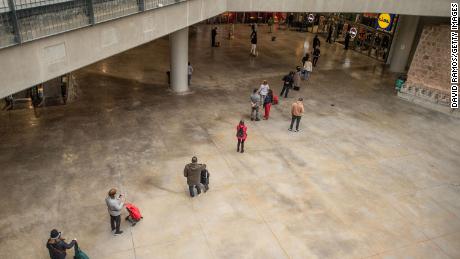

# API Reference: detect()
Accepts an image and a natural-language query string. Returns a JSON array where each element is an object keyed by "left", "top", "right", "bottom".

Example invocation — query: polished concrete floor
[{"left": 1, "top": 24, "right": 460, "bottom": 259}]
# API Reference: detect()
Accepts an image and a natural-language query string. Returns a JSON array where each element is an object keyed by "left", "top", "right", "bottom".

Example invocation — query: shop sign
[
  {"left": 377, "top": 13, "right": 394, "bottom": 31},
  {"left": 349, "top": 27, "right": 357, "bottom": 38}
]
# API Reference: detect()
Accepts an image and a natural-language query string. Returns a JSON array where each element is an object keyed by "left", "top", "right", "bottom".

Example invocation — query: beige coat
[{"left": 291, "top": 101, "right": 304, "bottom": 116}]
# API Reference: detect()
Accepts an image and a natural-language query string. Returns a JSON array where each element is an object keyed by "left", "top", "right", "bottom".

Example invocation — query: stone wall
[{"left": 400, "top": 24, "right": 454, "bottom": 113}]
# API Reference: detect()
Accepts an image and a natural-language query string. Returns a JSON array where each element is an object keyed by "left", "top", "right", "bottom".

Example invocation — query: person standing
[
  {"left": 184, "top": 156, "right": 206, "bottom": 197},
  {"left": 268, "top": 16, "right": 274, "bottom": 33},
  {"left": 344, "top": 31, "right": 351, "bottom": 50},
  {"left": 312, "top": 35, "right": 321, "bottom": 50},
  {"left": 188, "top": 62, "right": 193, "bottom": 85},
  {"left": 250, "top": 28, "right": 258, "bottom": 56},
  {"left": 250, "top": 89, "right": 261, "bottom": 121},
  {"left": 236, "top": 120, "right": 247, "bottom": 153},
  {"left": 280, "top": 71, "right": 294, "bottom": 98},
  {"left": 263, "top": 90, "right": 274, "bottom": 120},
  {"left": 105, "top": 188, "right": 125, "bottom": 235},
  {"left": 289, "top": 98, "right": 304, "bottom": 132},
  {"left": 46, "top": 229, "right": 76, "bottom": 259},
  {"left": 312, "top": 46, "right": 321, "bottom": 67},
  {"left": 326, "top": 25, "right": 333, "bottom": 43},
  {"left": 293, "top": 66, "right": 302, "bottom": 90},
  {"left": 303, "top": 55, "right": 313, "bottom": 80},
  {"left": 258, "top": 80, "right": 270, "bottom": 105},
  {"left": 211, "top": 27, "right": 217, "bottom": 47}
]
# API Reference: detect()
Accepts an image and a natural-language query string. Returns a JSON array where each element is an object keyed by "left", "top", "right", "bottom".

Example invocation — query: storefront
[
  {"left": 321, "top": 13, "right": 398, "bottom": 62},
  {"left": 207, "top": 12, "right": 399, "bottom": 62}
]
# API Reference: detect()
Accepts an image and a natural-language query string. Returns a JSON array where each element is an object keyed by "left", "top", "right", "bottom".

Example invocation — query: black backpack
[{"left": 237, "top": 127, "right": 244, "bottom": 138}]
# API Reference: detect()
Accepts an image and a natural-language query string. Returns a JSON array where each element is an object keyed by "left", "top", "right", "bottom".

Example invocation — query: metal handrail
[{"left": 0, "top": 0, "right": 187, "bottom": 49}]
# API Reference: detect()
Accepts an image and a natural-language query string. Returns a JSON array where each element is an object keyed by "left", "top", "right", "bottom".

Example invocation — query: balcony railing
[{"left": 0, "top": 0, "right": 186, "bottom": 49}]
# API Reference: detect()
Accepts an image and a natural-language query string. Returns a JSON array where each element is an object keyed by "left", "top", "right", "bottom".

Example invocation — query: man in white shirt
[{"left": 258, "top": 80, "right": 270, "bottom": 105}]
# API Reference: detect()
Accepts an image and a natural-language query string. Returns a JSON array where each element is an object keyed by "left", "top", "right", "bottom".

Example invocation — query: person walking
[
  {"left": 326, "top": 25, "right": 333, "bottom": 43},
  {"left": 280, "top": 71, "right": 294, "bottom": 98},
  {"left": 105, "top": 188, "right": 125, "bottom": 235},
  {"left": 258, "top": 80, "right": 270, "bottom": 105},
  {"left": 312, "top": 46, "right": 321, "bottom": 67},
  {"left": 46, "top": 229, "right": 76, "bottom": 259},
  {"left": 250, "top": 28, "right": 258, "bottom": 56},
  {"left": 188, "top": 62, "right": 193, "bottom": 85},
  {"left": 289, "top": 98, "right": 305, "bottom": 132},
  {"left": 211, "top": 27, "right": 217, "bottom": 47},
  {"left": 293, "top": 66, "right": 302, "bottom": 90},
  {"left": 184, "top": 156, "right": 206, "bottom": 197},
  {"left": 268, "top": 16, "right": 274, "bottom": 33},
  {"left": 250, "top": 89, "right": 261, "bottom": 121},
  {"left": 303, "top": 55, "right": 313, "bottom": 80},
  {"left": 344, "top": 31, "right": 351, "bottom": 50},
  {"left": 236, "top": 120, "right": 247, "bottom": 153},
  {"left": 263, "top": 89, "right": 274, "bottom": 120},
  {"left": 312, "top": 35, "right": 321, "bottom": 50}
]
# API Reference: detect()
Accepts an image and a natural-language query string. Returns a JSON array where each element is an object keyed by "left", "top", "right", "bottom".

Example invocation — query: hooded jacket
[
  {"left": 46, "top": 238, "right": 75, "bottom": 259},
  {"left": 184, "top": 162, "right": 206, "bottom": 186}
]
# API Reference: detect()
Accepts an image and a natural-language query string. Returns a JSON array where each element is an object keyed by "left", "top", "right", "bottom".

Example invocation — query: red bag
[
  {"left": 273, "top": 95, "right": 279, "bottom": 105},
  {"left": 125, "top": 203, "right": 142, "bottom": 221}
]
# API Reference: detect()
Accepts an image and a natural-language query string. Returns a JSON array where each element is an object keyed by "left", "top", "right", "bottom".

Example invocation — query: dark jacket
[
  {"left": 184, "top": 162, "right": 206, "bottom": 186},
  {"left": 283, "top": 74, "right": 294, "bottom": 87},
  {"left": 313, "top": 37, "right": 320, "bottom": 49},
  {"left": 211, "top": 29, "right": 217, "bottom": 38},
  {"left": 251, "top": 32, "right": 257, "bottom": 44},
  {"left": 264, "top": 94, "right": 273, "bottom": 105},
  {"left": 46, "top": 238, "right": 76, "bottom": 259},
  {"left": 313, "top": 48, "right": 321, "bottom": 57}
]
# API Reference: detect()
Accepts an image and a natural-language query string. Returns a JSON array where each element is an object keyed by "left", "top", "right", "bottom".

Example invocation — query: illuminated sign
[{"left": 377, "top": 13, "right": 394, "bottom": 31}]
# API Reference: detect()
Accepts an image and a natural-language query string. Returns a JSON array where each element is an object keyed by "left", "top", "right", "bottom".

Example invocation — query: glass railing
[{"left": 0, "top": 0, "right": 186, "bottom": 49}]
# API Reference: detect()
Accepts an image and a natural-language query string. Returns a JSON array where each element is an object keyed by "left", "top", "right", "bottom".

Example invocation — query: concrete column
[
  {"left": 169, "top": 27, "right": 189, "bottom": 93},
  {"left": 388, "top": 15, "right": 420, "bottom": 72}
]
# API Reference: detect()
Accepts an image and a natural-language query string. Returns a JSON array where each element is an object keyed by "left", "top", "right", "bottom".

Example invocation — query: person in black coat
[
  {"left": 326, "top": 26, "right": 333, "bottom": 43},
  {"left": 312, "top": 35, "right": 320, "bottom": 50},
  {"left": 344, "top": 31, "right": 351, "bottom": 50},
  {"left": 312, "top": 46, "right": 321, "bottom": 67},
  {"left": 46, "top": 229, "right": 76, "bottom": 259},
  {"left": 280, "top": 72, "right": 294, "bottom": 98},
  {"left": 211, "top": 27, "right": 217, "bottom": 47}
]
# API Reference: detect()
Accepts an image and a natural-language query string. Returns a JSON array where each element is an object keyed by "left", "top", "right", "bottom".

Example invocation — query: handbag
[{"left": 74, "top": 243, "right": 90, "bottom": 259}]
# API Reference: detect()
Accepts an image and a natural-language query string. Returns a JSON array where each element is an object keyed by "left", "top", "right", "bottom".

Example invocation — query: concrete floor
[{"left": 1, "top": 24, "right": 460, "bottom": 259}]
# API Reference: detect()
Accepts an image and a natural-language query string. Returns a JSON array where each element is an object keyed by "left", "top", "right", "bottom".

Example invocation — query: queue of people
[{"left": 44, "top": 25, "right": 319, "bottom": 259}]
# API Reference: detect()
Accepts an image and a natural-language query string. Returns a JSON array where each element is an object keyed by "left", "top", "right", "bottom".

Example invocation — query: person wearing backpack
[
  {"left": 46, "top": 229, "right": 76, "bottom": 259},
  {"left": 236, "top": 120, "right": 247, "bottom": 153},
  {"left": 263, "top": 90, "right": 274, "bottom": 120}
]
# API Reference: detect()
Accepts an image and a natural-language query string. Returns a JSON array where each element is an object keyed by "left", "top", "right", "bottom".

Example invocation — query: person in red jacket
[{"left": 236, "top": 120, "right": 247, "bottom": 153}]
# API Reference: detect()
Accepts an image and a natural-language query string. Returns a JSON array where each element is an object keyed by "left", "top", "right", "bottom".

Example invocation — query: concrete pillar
[
  {"left": 388, "top": 15, "right": 420, "bottom": 72},
  {"left": 169, "top": 27, "right": 189, "bottom": 93}
]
